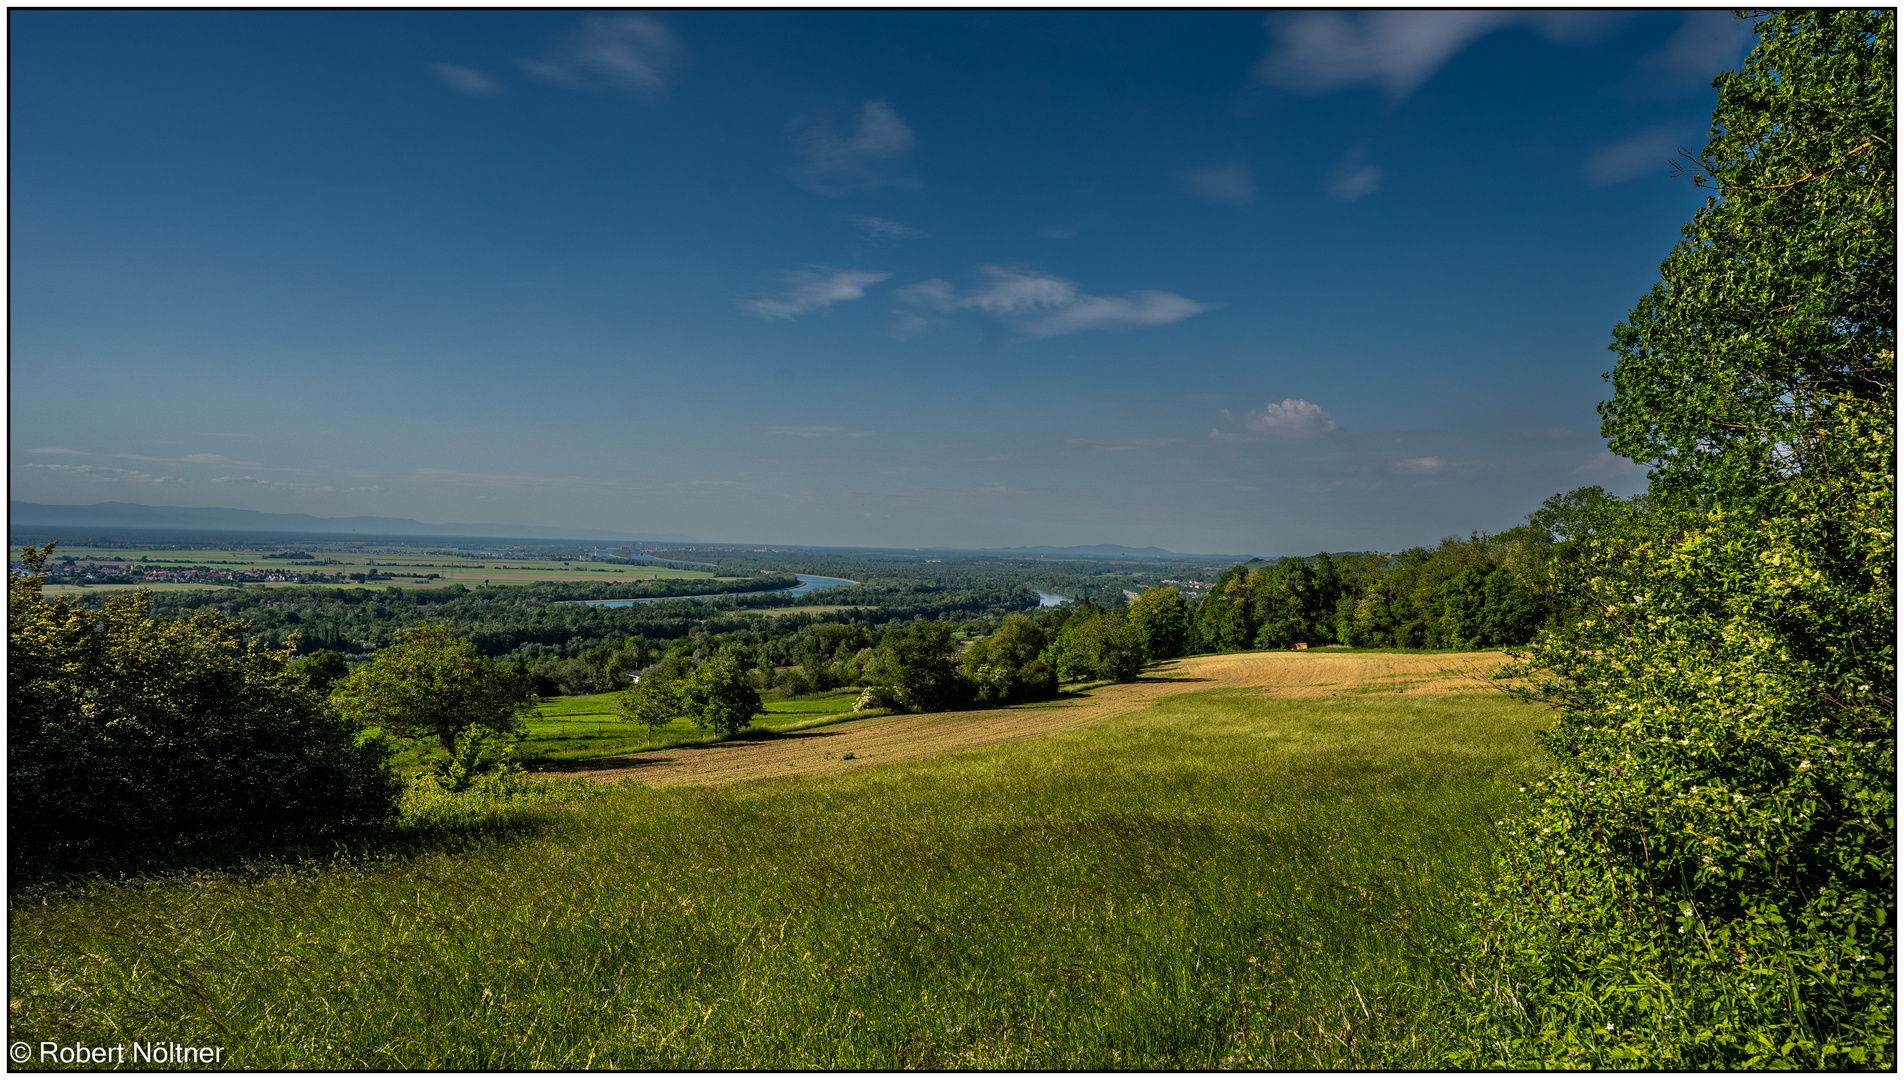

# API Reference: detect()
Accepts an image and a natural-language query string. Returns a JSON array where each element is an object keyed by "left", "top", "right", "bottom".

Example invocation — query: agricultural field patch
[{"left": 14, "top": 543, "right": 721, "bottom": 594}]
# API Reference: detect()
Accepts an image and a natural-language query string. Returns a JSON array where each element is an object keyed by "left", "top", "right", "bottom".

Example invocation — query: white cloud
[
  {"left": 211, "top": 475, "right": 334, "bottom": 493},
  {"left": 27, "top": 463, "right": 181, "bottom": 484},
  {"left": 785, "top": 99, "right": 918, "bottom": 196},
  {"left": 431, "top": 63, "right": 500, "bottom": 95},
  {"left": 1587, "top": 126, "right": 1689, "bottom": 186},
  {"left": 897, "top": 267, "right": 1208, "bottom": 339},
  {"left": 1247, "top": 398, "right": 1338, "bottom": 438},
  {"left": 181, "top": 453, "right": 229, "bottom": 463},
  {"left": 1257, "top": 11, "right": 1620, "bottom": 100},
  {"left": 519, "top": 16, "right": 683, "bottom": 97},
  {"left": 854, "top": 216, "right": 927, "bottom": 241},
  {"left": 1026, "top": 292, "right": 1210, "bottom": 338},
  {"left": 1394, "top": 456, "right": 1443, "bottom": 474},
  {"left": 1180, "top": 164, "right": 1255, "bottom": 206},
  {"left": 28, "top": 446, "right": 84, "bottom": 455},
  {"left": 889, "top": 310, "right": 931, "bottom": 340},
  {"left": 744, "top": 269, "right": 891, "bottom": 320},
  {"left": 1644, "top": 11, "right": 1756, "bottom": 91},
  {"left": 1328, "top": 150, "right": 1382, "bottom": 202}
]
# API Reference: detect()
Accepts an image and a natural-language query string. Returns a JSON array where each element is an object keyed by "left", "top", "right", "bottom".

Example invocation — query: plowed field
[{"left": 541, "top": 649, "right": 1509, "bottom": 789}]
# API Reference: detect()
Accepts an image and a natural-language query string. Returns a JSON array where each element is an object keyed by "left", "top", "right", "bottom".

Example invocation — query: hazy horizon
[{"left": 11, "top": 11, "right": 1749, "bottom": 550}]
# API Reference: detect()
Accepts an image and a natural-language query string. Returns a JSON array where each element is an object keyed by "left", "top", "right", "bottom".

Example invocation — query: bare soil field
[{"left": 539, "top": 649, "right": 1509, "bottom": 789}]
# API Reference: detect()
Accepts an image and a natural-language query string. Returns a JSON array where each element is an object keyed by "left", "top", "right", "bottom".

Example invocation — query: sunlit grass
[
  {"left": 9, "top": 689, "right": 1544, "bottom": 1068},
  {"left": 387, "top": 690, "right": 872, "bottom": 771}
]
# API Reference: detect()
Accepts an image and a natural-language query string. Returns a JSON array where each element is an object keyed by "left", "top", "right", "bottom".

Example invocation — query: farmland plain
[
  {"left": 15, "top": 543, "right": 726, "bottom": 596},
  {"left": 9, "top": 651, "right": 1544, "bottom": 1069}
]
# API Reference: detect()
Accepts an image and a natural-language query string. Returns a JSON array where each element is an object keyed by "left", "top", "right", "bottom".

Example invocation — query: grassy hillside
[{"left": 9, "top": 687, "right": 1545, "bottom": 1069}]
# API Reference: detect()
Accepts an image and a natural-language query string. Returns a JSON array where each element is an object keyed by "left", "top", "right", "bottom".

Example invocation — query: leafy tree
[
  {"left": 677, "top": 659, "right": 762, "bottom": 736},
  {"left": 1467, "top": 12, "right": 1894, "bottom": 1068},
  {"left": 9, "top": 545, "right": 399, "bottom": 854},
  {"left": 880, "top": 621, "right": 971, "bottom": 711},
  {"left": 287, "top": 649, "right": 349, "bottom": 695},
  {"left": 331, "top": 623, "right": 538, "bottom": 755},
  {"left": 616, "top": 671, "right": 681, "bottom": 742},
  {"left": 961, "top": 613, "right": 1059, "bottom": 704},
  {"left": 1045, "top": 604, "right": 1144, "bottom": 683},
  {"left": 1126, "top": 586, "right": 1189, "bottom": 660}
]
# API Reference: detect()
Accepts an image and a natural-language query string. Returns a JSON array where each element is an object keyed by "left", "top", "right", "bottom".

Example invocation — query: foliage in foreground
[
  {"left": 8, "top": 546, "right": 400, "bottom": 856},
  {"left": 1465, "top": 10, "right": 1895, "bottom": 1068},
  {"left": 9, "top": 691, "right": 1540, "bottom": 1069}
]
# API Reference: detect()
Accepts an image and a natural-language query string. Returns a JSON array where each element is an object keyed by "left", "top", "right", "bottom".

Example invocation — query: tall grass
[{"left": 9, "top": 690, "right": 1544, "bottom": 1068}]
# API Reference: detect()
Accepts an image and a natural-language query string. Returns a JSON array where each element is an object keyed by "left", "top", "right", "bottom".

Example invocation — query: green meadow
[
  {"left": 387, "top": 690, "right": 872, "bottom": 771},
  {"left": 9, "top": 688, "right": 1546, "bottom": 1069}
]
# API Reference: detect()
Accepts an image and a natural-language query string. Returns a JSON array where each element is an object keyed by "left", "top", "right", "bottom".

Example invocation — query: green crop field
[{"left": 8, "top": 688, "right": 1546, "bottom": 1069}]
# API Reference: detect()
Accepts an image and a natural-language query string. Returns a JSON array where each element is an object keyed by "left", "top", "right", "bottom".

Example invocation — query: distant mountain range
[
  {"left": 8, "top": 501, "right": 680, "bottom": 542},
  {"left": 10, "top": 501, "right": 1314, "bottom": 562}
]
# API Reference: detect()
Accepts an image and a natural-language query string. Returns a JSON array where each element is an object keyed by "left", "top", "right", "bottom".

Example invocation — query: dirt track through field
[{"left": 540, "top": 650, "right": 1509, "bottom": 790}]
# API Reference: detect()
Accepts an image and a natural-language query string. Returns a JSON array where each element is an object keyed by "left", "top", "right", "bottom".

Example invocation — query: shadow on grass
[{"left": 10, "top": 809, "right": 574, "bottom": 898}]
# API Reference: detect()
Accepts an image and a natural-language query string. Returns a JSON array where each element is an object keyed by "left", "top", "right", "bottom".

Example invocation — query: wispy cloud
[
  {"left": 1393, "top": 456, "right": 1443, "bottom": 474},
  {"left": 1586, "top": 126, "right": 1690, "bottom": 185},
  {"left": 745, "top": 269, "right": 891, "bottom": 320},
  {"left": 767, "top": 425, "right": 875, "bottom": 439},
  {"left": 413, "top": 467, "right": 580, "bottom": 487},
  {"left": 785, "top": 99, "right": 919, "bottom": 196},
  {"left": 889, "top": 310, "right": 931, "bottom": 340},
  {"left": 212, "top": 475, "right": 334, "bottom": 493},
  {"left": 1257, "top": 11, "right": 1618, "bottom": 101},
  {"left": 181, "top": 452, "right": 230, "bottom": 463},
  {"left": 1328, "top": 150, "right": 1382, "bottom": 202},
  {"left": 1180, "top": 164, "right": 1254, "bottom": 206},
  {"left": 1067, "top": 436, "right": 1185, "bottom": 453},
  {"left": 431, "top": 63, "right": 500, "bottom": 95},
  {"left": 519, "top": 15, "right": 684, "bottom": 97},
  {"left": 28, "top": 446, "right": 85, "bottom": 455},
  {"left": 27, "top": 463, "right": 182, "bottom": 484},
  {"left": 898, "top": 267, "right": 1207, "bottom": 339},
  {"left": 1573, "top": 450, "right": 1646, "bottom": 479},
  {"left": 1213, "top": 398, "right": 1338, "bottom": 441},
  {"left": 853, "top": 215, "right": 927, "bottom": 241},
  {"left": 1643, "top": 11, "right": 1755, "bottom": 92}
]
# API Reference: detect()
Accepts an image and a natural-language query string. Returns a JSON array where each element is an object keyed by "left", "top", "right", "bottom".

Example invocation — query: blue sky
[{"left": 10, "top": 10, "right": 1755, "bottom": 552}]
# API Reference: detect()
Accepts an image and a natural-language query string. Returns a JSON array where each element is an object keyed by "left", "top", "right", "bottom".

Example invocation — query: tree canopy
[
  {"left": 1468, "top": 11, "right": 1894, "bottom": 1068},
  {"left": 330, "top": 623, "right": 538, "bottom": 754}
]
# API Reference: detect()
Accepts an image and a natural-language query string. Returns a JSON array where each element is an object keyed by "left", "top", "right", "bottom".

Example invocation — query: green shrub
[
  {"left": 9, "top": 545, "right": 401, "bottom": 856},
  {"left": 1459, "top": 11, "right": 1894, "bottom": 1067},
  {"left": 398, "top": 762, "right": 606, "bottom": 830}
]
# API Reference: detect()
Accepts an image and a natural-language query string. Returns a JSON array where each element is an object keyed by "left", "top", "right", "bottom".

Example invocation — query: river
[
  {"left": 1035, "top": 590, "right": 1071, "bottom": 607},
  {"left": 577, "top": 573, "right": 857, "bottom": 609}
]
